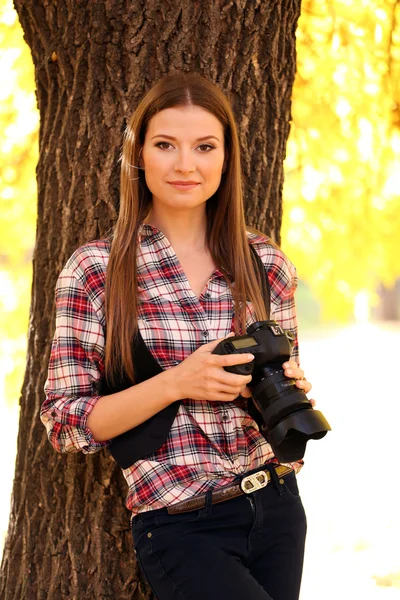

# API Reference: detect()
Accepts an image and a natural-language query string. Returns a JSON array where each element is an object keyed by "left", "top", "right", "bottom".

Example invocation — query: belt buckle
[{"left": 240, "top": 470, "right": 269, "bottom": 494}]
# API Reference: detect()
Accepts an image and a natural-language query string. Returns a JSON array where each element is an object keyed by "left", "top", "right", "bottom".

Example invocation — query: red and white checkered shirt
[{"left": 41, "top": 224, "right": 302, "bottom": 516}]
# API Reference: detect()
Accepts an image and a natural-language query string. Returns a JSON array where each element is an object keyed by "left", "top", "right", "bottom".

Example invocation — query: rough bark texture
[{"left": 1, "top": 1, "right": 301, "bottom": 598}]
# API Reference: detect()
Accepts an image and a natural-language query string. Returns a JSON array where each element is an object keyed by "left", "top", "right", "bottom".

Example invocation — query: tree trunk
[
  {"left": 376, "top": 281, "right": 400, "bottom": 321},
  {"left": 1, "top": 1, "right": 301, "bottom": 598}
]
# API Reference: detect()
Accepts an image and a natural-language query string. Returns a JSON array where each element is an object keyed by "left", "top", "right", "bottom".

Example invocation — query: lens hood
[{"left": 268, "top": 409, "right": 331, "bottom": 462}]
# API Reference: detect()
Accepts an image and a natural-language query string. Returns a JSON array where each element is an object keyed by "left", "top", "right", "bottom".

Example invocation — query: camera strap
[
  {"left": 247, "top": 243, "right": 272, "bottom": 434},
  {"left": 249, "top": 243, "right": 271, "bottom": 319}
]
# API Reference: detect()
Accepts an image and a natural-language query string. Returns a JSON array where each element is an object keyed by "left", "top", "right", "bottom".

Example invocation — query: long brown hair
[{"left": 105, "top": 72, "right": 269, "bottom": 386}]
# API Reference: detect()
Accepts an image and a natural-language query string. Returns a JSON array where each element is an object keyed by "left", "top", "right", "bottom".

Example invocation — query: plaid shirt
[{"left": 42, "top": 224, "right": 302, "bottom": 516}]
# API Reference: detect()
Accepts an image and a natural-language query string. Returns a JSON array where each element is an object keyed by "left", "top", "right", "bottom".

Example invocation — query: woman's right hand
[{"left": 172, "top": 333, "right": 255, "bottom": 402}]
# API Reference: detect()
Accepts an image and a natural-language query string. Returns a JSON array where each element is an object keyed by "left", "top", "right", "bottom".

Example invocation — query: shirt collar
[
  {"left": 138, "top": 222, "right": 159, "bottom": 242},
  {"left": 137, "top": 222, "right": 225, "bottom": 279}
]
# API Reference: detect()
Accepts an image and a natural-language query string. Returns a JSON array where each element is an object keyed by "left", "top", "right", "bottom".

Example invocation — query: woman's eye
[
  {"left": 155, "top": 142, "right": 215, "bottom": 152},
  {"left": 156, "top": 142, "right": 172, "bottom": 150}
]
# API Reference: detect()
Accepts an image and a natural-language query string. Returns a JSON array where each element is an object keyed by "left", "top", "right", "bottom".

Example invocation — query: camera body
[{"left": 212, "top": 320, "right": 331, "bottom": 462}]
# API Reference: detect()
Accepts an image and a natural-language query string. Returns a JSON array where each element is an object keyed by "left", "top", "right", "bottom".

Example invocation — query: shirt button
[
  {"left": 202, "top": 331, "right": 209, "bottom": 337},
  {"left": 222, "top": 415, "right": 229, "bottom": 422},
  {"left": 204, "top": 292, "right": 211, "bottom": 298}
]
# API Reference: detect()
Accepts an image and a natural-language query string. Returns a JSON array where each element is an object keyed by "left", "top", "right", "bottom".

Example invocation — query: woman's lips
[{"left": 168, "top": 182, "right": 200, "bottom": 191}]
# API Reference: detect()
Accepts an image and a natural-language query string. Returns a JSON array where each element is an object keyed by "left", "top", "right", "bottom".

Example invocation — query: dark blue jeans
[{"left": 131, "top": 470, "right": 307, "bottom": 600}]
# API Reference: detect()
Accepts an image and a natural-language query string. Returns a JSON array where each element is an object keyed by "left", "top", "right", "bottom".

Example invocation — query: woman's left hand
[
  {"left": 240, "top": 360, "right": 316, "bottom": 407},
  {"left": 282, "top": 360, "right": 316, "bottom": 406}
]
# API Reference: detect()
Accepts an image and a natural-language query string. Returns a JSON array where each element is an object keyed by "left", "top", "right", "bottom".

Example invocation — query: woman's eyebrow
[{"left": 151, "top": 134, "right": 220, "bottom": 142}]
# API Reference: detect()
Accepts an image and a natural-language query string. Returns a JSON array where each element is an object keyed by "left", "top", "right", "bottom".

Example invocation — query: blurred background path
[{"left": 299, "top": 322, "right": 400, "bottom": 599}]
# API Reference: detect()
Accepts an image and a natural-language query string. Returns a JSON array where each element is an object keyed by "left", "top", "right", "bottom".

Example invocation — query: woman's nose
[{"left": 174, "top": 150, "right": 196, "bottom": 173}]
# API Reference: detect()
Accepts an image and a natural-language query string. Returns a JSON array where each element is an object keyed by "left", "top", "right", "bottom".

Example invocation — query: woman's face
[{"left": 141, "top": 105, "right": 225, "bottom": 214}]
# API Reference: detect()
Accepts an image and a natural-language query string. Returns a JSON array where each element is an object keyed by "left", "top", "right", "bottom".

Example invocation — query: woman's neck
[{"left": 144, "top": 208, "right": 208, "bottom": 254}]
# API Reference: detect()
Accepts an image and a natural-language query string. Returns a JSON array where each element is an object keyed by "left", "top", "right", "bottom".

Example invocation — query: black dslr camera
[{"left": 212, "top": 320, "right": 331, "bottom": 462}]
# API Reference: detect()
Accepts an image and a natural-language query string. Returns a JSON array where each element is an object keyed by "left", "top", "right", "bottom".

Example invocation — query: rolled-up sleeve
[{"left": 41, "top": 265, "right": 111, "bottom": 454}]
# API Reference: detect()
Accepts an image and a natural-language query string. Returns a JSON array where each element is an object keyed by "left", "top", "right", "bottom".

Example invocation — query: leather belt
[{"left": 167, "top": 464, "right": 294, "bottom": 515}]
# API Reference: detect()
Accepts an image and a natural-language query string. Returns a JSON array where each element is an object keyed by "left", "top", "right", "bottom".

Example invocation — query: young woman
[{"left": 41, "top": 72, "right": 313, "bottom": 600}]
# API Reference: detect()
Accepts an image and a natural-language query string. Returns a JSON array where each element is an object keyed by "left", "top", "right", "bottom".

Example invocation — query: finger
[
  {"left": 217, "top": 384, "right": 247, "bottom": 396},
  {"left": 239, "top": 386, "right": 252, "bottom": 398},
  {"left": 217, "top": 371, "right": 253, "bottom": 387},
  {"left": 282, "top": 360, "right": 299, "bottom": 370},
  {"left": 209, "top": 391, "right": 241, "bottom": 402},
  {"left": 282, "top": 362, "right": 304, "bottom": 380},
  {"left": 295, "top": 379, "right": 312, "bottom": 394},
  {"left": 309, "top": 398, "right": 316, "bottom": 407},
  {"left": 214, "top": 353, "right": 255, "bottom": 368}
]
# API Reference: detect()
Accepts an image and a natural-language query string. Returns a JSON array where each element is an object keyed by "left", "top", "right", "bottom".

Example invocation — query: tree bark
[{"left": 1, "top": 1, "right": 301, "bottom": 598}]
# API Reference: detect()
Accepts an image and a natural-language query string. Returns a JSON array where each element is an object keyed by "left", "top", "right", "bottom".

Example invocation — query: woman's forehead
[{"left": 146, "top": 106, "right": 224, "bottom": 142}]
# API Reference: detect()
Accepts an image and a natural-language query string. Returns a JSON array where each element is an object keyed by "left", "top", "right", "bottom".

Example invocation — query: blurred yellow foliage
[
  {"left": 0, "top": 0, "right": 400, "bottom": 409},
  {"left": 0, "top": 0, "right": 38, "bottom": 407},
  {"left": 282, "top": 0, "right": 400, "bottom": 320}
]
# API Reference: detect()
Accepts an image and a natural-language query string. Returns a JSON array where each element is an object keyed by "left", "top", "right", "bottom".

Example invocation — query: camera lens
[
  {"left": 250, "top": 363, "right": 330, "bottom": 462},
  {"left": 213, "top": 319, "right": 331, "bottom": 461}
]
